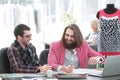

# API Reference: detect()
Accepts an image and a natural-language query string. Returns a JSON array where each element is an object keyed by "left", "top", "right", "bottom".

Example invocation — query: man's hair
[
  {"left": 61, "top": 24, "right": 83, "bottom": 48},
  {"left": 14, "top": 24, "right": 30, "bottom": 39}
]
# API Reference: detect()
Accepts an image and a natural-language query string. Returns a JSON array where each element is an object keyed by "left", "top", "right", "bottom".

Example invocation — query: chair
[
  {"left": 0, "top": 47, "right": 10, "bottom": 73},
  {"left": 39, "top": 49, "right": 49, "bottom": 66}
]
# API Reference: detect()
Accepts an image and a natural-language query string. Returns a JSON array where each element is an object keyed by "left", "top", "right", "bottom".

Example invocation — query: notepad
[{"left": 55, "top": 74, "right": 86, "bottom": 79}]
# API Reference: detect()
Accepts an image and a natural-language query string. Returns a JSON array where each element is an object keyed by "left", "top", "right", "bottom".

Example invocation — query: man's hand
[
  {"left": 88, "top": 57, "right": 101, "bottom": 65},
  {"left": 39, "top": 64, "right": 52, "bottom": 73},
  {"left": 61, "top": 65, "right": 74, "bottom": 73}
]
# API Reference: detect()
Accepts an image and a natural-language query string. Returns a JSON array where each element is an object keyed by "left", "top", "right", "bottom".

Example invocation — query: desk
[
  {"left": 1, "top": 69, "right": 120, "bottom": 80},
  {"left": 1, "top": 74, "right": 120, "bottom": 80},
  {"left": 1, "top": 75, "right": 120, "bottom": 80}
]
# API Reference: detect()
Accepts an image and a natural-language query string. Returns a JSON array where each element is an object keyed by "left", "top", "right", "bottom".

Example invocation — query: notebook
[
  {"left": 55, "top": 74, "right": 86, "bottom": 79},
  {"left": 88, "top": 55, "right": 120, "bottom": 77}
]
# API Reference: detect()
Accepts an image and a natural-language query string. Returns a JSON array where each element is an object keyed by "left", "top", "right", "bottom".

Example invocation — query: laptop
[{"left": 88, "top": 55, "right": 120, "bottom": 77}]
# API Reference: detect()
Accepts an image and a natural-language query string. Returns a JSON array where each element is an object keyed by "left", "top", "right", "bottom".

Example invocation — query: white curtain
[
  {"left": 1, "top": 0, "right": 120, "bottom": 55},
  {"left": 0, "top": 3, "right": 44, "bottom": 56}
]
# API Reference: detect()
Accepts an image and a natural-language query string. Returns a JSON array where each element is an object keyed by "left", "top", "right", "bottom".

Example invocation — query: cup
[{"left": 47, "top": 70, "right": 53, "bottom": 77}]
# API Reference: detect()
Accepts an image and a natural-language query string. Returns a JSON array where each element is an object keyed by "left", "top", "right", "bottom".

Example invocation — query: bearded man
[{"left": 48, "top": 24, "right": 104, "bottom": 73}]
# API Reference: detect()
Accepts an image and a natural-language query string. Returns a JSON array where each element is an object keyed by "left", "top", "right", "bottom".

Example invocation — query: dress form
[
  {"left": 96, "top": 3, "right": 120, "bottom": 55},
  {"left": 96, "top": 4, "right": 118, "bottom": 19}
]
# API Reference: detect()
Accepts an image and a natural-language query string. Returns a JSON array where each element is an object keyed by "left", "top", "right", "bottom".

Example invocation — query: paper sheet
[
  {"left": 0, "top": 77, "right": 2, "bottom": 80},
  {"left": 0, "top": 73, "right": 45, "bottom": 78},
  {"left": 22, "top": 78, "right": 43, "bottom": 80},
  {"left": 73, "top": 68, "right": 102, "bottom": 74}
]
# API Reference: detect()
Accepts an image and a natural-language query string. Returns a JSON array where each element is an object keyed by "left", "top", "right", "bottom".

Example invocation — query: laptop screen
[
  {"left": 88, "top": 55, "right": 120, "bottom": 77},
  {"left": 102, "top": 55, "right": 120, "bottom": 77}
]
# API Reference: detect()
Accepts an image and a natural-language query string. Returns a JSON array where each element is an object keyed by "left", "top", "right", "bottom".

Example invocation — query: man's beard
[{"left": 63, "top": 40, "right": 77, "bottom": 49}]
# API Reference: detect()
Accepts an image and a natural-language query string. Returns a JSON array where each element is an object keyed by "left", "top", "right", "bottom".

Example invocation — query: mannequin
[
  {"left": 96, "top": 4, "right": 118, "bottom": 19},
  {"left": 96, "top": 2, "right": 120, "bottom": 55}
]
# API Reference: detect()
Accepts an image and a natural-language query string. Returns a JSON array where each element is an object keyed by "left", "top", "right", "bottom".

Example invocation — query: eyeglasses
[{"left": 23, "top": 34, "right": 32, "bottom": 38}]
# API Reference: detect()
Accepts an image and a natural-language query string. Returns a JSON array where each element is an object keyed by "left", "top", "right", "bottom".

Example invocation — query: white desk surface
[{"left": 0, "top": 69, "right": 120, "bottom": 80}]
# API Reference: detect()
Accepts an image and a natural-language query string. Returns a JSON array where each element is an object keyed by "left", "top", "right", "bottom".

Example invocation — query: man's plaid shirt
[{"left": 7, "top": 40, "right": 40, "bottom": 73}]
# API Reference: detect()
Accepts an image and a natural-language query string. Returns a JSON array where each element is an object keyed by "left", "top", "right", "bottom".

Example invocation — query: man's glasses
[{"left": 23, "top": 34, "right": 32, "bottom": 38}]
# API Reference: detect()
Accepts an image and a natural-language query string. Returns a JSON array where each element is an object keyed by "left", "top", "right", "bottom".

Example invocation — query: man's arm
[{"left": 47, "top": 42, "right": 62, "bottom": 71}]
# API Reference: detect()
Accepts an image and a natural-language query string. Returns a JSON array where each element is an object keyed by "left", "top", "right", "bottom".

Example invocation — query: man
[
  {"left": 7, "top": 24, "right": 51, "bottom": 73},
  {"left": 48, "top": 24, "right": 104, "bottom": 73}
]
